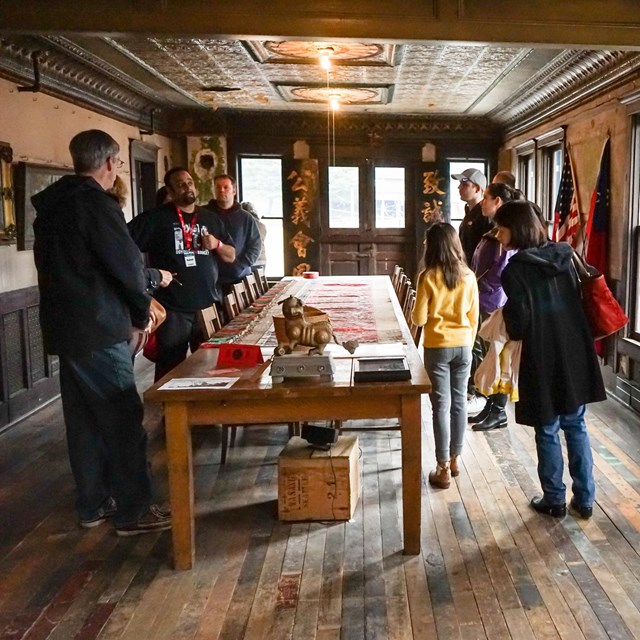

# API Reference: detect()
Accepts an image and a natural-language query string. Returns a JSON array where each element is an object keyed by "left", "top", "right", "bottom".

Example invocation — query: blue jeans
[
  {"left": 424, "top": 346, "right": 472, "bottom": 461},
  {"left": 59, "top": 341, "right": 153, "bottom": 526},
  {"left": 534, "top": 405, "right": 595, "bottom": 507}
]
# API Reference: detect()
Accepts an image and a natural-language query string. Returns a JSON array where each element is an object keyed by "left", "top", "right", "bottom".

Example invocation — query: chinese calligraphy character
[
  {"left": 422, "top": 200, "right": 444, "bottom": 224},
  {"left": 423, "top": 170, "right": 445, "bottom": 196},
  {"left": 292, "top": 263, "right": 312, "bottom": 277},
  {"left": 291, "top": 196, "right": 310, "bottom": 226},
  {"left": 289, "top": 231, "right": 315, "bottom": 258}
]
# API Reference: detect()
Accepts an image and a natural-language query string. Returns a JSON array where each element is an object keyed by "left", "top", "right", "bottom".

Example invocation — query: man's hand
[
  {"left": 158, "top": 270, "right": 173, "bottom": 287},
  {"left": 201, "top": 229, "right": 218, "bottom": 251}
]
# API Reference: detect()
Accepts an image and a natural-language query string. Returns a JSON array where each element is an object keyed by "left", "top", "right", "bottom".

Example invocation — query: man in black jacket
[
  {"left": 453, "top": 168, "right": 492, "bottom": 266},
  {"left": 206, "top": 174, "right": 261, "bottom": 293},
  {"left": 32, "top": 129, "right": 170, "bottom": 536}
]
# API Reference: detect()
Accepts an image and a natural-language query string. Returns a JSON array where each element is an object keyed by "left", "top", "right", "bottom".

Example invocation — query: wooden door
[{"left": 320, "top": 159, "right": 416, "bottom": 277}]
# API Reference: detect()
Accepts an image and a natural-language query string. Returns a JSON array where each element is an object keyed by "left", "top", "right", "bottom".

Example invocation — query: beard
[{"left": 178, "top": 191, "right": 197, "bottom": 206}]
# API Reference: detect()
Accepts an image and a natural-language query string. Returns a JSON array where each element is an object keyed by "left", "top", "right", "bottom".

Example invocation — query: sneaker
[
  {"left": 467, "top": 396, "right": 485, "bottom": 414},
  {"left": 530, "top": 496, "right": 566, "bottom": 518},
  {"left": 115, "top": 504, "right": 172, "bottom": 537},
  {"left": 569, "top": 497, "right": 593, "bottom": 519},
  {"left": 79, "top": 497, "right": 117, "bottom": 529}
]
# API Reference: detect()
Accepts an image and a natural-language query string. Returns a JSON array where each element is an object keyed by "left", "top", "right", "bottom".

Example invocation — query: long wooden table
[{"left": 146, "top": 276, "right": 431, "bottom": 570}]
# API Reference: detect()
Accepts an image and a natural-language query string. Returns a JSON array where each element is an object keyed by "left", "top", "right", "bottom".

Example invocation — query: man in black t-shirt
[{"left": 128, "top": 168, "right": 236, "bottom": 380}]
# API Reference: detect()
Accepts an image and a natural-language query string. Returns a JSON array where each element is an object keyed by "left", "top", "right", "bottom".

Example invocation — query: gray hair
[
  {"left": 241, "top": 201, "right": 259, "bottom": 217},
  {"left": 69, "top": 129, "right": 119, "bottom": 173}
]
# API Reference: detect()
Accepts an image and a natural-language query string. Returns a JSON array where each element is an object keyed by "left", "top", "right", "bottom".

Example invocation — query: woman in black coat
[{"left": 494, "top": 201, "right": 606, "bottom": 519}]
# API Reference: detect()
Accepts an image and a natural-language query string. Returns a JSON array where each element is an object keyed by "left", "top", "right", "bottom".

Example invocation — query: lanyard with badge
[{"left": 176, "top": 208, "right": 198, "bottom": 267}]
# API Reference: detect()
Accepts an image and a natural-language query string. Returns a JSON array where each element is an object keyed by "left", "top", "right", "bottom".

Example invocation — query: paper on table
[{"left": 158, "top": 377, "right": 239, "bottom": 390}]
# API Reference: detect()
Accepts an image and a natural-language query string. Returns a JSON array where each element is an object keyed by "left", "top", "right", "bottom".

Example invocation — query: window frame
[
  {"left": 515, "top": 139, "right": 536, "bottom": 201},
  {"left": 536, "top": 127, "right": 565, "bottom": 224},
  {"left": 626, "top": 113, "right": 640, "bottom": 342},
  {"left": 237, "top": 154, "right": 285, "bottom": 278}
]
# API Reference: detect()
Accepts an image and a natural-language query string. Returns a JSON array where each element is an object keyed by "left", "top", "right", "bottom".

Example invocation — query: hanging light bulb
[
  {"left": 329, "top": 94, "right": 340, "bottom": 111},
  {"left": 320, "top": 52, "right": 332, "bottom": 70},
  {"left": 318, "top": 46, "right": 334, "bottom": 70}
]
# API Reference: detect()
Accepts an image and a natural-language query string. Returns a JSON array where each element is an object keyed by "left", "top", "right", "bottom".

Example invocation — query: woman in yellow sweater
[{"left": 412, "top": 223, "right": 479, "bottom": 488}]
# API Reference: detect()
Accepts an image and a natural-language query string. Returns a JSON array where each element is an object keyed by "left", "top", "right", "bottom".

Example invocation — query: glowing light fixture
[
  {"left": 318, "top": 46, "right": 334, "bottom": 70},
  {"left": 317, "top": 45, "right": 339, "bottom": 167},
  {"left": 319, "top": 51, "right": 332, "bottom": 70}
]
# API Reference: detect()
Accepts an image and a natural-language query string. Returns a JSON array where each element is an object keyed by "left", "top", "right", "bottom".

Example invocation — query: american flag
[{"left": 552, "top": 148, "right": 581, "bottom": 246}]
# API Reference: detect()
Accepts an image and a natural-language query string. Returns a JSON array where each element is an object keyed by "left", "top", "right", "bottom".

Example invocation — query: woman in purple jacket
[{"left": 468, "top": 183, "right": 521, "bottom": 430}]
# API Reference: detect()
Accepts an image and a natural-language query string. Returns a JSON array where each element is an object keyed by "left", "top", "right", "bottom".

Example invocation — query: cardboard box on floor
[{"left": 278, "top": 435, "right": 360, "bottom": 521}]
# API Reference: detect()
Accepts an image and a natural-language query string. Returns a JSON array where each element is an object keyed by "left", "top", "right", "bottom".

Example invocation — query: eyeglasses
[{"left": 113, "top": 157, "right": 125, "bottom": 169}]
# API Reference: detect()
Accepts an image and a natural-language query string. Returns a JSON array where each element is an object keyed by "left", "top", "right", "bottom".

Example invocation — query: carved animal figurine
[{"left": 275, "top": 295, "right": 358, "bottom": 356}]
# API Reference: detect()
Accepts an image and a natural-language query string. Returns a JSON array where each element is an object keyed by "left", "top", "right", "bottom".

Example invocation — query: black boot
[
  {"left": 468, "top": 396, "right": 492, "bottom": 424},
  {"left": 472, "top": 401, "right": 508, "bottom": 431}
]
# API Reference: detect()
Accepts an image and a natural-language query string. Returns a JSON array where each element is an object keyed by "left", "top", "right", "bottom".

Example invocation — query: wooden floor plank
[{"left": 4, "top": 361, "right": 640, "bottom": 639}]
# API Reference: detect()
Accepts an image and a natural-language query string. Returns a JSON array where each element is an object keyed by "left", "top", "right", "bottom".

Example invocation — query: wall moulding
[
  {"left": 180, "top": 110, "right": 501, "bottom": 144},
  {"left": 0, "top": 36, "right": 168, "bottom": 131},
  {"left": 1, "top": 1, "right": 640, "bottom": 48}
]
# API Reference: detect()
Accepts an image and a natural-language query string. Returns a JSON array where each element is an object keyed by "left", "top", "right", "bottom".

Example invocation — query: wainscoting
[{"left": 0, "top": 286, "right": 59, "bottom": 433}]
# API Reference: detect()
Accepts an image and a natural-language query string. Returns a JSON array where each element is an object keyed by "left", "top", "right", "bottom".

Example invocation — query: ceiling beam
[{"left": 2, "top": 1, "right": 640, "bottom": 49}]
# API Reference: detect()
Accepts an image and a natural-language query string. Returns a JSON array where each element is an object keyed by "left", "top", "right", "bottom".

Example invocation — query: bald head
[{"left": 492, "top": 171, "right": 516, "bottom": 189}]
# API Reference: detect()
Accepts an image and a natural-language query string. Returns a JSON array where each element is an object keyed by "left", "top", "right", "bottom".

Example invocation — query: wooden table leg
[
  {"left": 164, "top": 402, "right": 194, "bottom": 570},
  {"left": 401, "top": 394, "right": 422, "bottom": 555}
]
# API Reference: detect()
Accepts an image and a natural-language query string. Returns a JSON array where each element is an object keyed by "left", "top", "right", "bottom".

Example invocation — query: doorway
[
  {"left": 321, "top": 158, "right": 416, "bottom": 277},
  {"left": 129, "top": 140, "right": 158, "bottom": 215}
]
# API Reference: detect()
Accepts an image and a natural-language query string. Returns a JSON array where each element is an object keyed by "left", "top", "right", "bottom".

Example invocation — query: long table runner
[{"left": 202, "top": 277, "right": 404, "bottom": 348}]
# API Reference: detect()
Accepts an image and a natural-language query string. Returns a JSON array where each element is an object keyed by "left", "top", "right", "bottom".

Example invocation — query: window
[
  {"left": 537, "top": 128, "right": 565, "bottom": 223},
  {"left": 374, "top": 167, "right": 405, "bottom": 229},
  {"left": 448, "top": 160, "right": 487, "bottom": 225},
  {"left": 328, "top": 166, "right": 359, "bottom": 228},
  {"left": 238, "top": 157, "right": 284, "bottom": 278},
  {"left": 628, "top": 115, "right": 640, "bottom": 339},
  {"left": 515, "top": 140, "right": 536, "bottom": 201}
]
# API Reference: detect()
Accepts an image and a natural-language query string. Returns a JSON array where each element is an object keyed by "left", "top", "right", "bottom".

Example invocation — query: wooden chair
[
  {"left": 391, "top": 264, "right": 403, "bottom": 290},
  {"left": 255, "top": 266, "right": 269, "bottom": 295},
  {"left": 223, "top": 292, "right": 239, "bottom": 321},
  {"left": 398, "top": 277, "right": 411, "bottom": 310},
  {"left": 243, "top": 273, "right": 260, "bottom": 303},
  {"left": 197, "top": 304, "right": 222, "bottom": 339},
  {"left": 395, "top": 272, "right": 407, "bottom": 298},
  {"left": 410, "top": 322, "right": 423, "bottom": 348},
  {"left": 231, "top": 281, "right": 250, "bottom": 312},
  {"left": 403, "top": 288, "right": 416, "bottom": 323}
]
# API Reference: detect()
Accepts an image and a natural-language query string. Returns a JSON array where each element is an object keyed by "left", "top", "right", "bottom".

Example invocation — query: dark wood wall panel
[{"left": 0, "top": 287, "right": 59, "bottom": 433}]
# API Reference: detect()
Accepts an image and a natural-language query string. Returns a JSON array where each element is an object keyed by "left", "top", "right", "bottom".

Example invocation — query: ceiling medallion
[
  {"left": 265, "top": 41, "right": 381, "bottom": 61},
  {"left": 246, "top": 41, "right": 396, "bottom": 66},
  {"left": 279, "top": 85, "right": 389, "bottom": 106}
]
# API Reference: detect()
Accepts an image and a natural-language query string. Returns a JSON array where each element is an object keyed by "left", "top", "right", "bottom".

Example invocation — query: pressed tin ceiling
[
  {"left": 1, "top": 33, "right": 639, "bottom": 132},
  {"left": 108, "top": 37, "right": 541, "bottom": 114}
]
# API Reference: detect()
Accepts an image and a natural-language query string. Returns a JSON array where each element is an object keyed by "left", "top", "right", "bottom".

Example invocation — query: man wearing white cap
[{"left": 452, "top": 168, "right": 492, "bottom": 265}]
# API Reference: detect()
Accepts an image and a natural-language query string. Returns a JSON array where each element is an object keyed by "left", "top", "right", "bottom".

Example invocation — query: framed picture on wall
[{"left": 14, "top": 162, "right": 74, "bottom": 251}]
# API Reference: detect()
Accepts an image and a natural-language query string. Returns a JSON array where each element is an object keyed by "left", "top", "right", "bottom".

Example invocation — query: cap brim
[{"left": 451, "top": 173, "right": 465, "bottom": 181}]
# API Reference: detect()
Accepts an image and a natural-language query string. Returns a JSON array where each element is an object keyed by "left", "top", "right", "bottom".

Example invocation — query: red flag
[
  {"left": 552, "top": 147, "right": 581, "bottom": 246},
  {"left": 584, "top": 137, "right": 610, "bottom": 275}
]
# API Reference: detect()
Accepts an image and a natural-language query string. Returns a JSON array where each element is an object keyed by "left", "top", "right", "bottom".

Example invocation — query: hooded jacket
[
  {"left": 205, "top": 200, "right": 261, "bottom": 285},
  {"left": 501, "top": 241, "right": 605, "bottom": 427},
  {"left": 471, "top": 228, "right": 516, "bottom": 315},
  {"left": 32, "top": 175, "right": 150, "bottom": 356}
]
